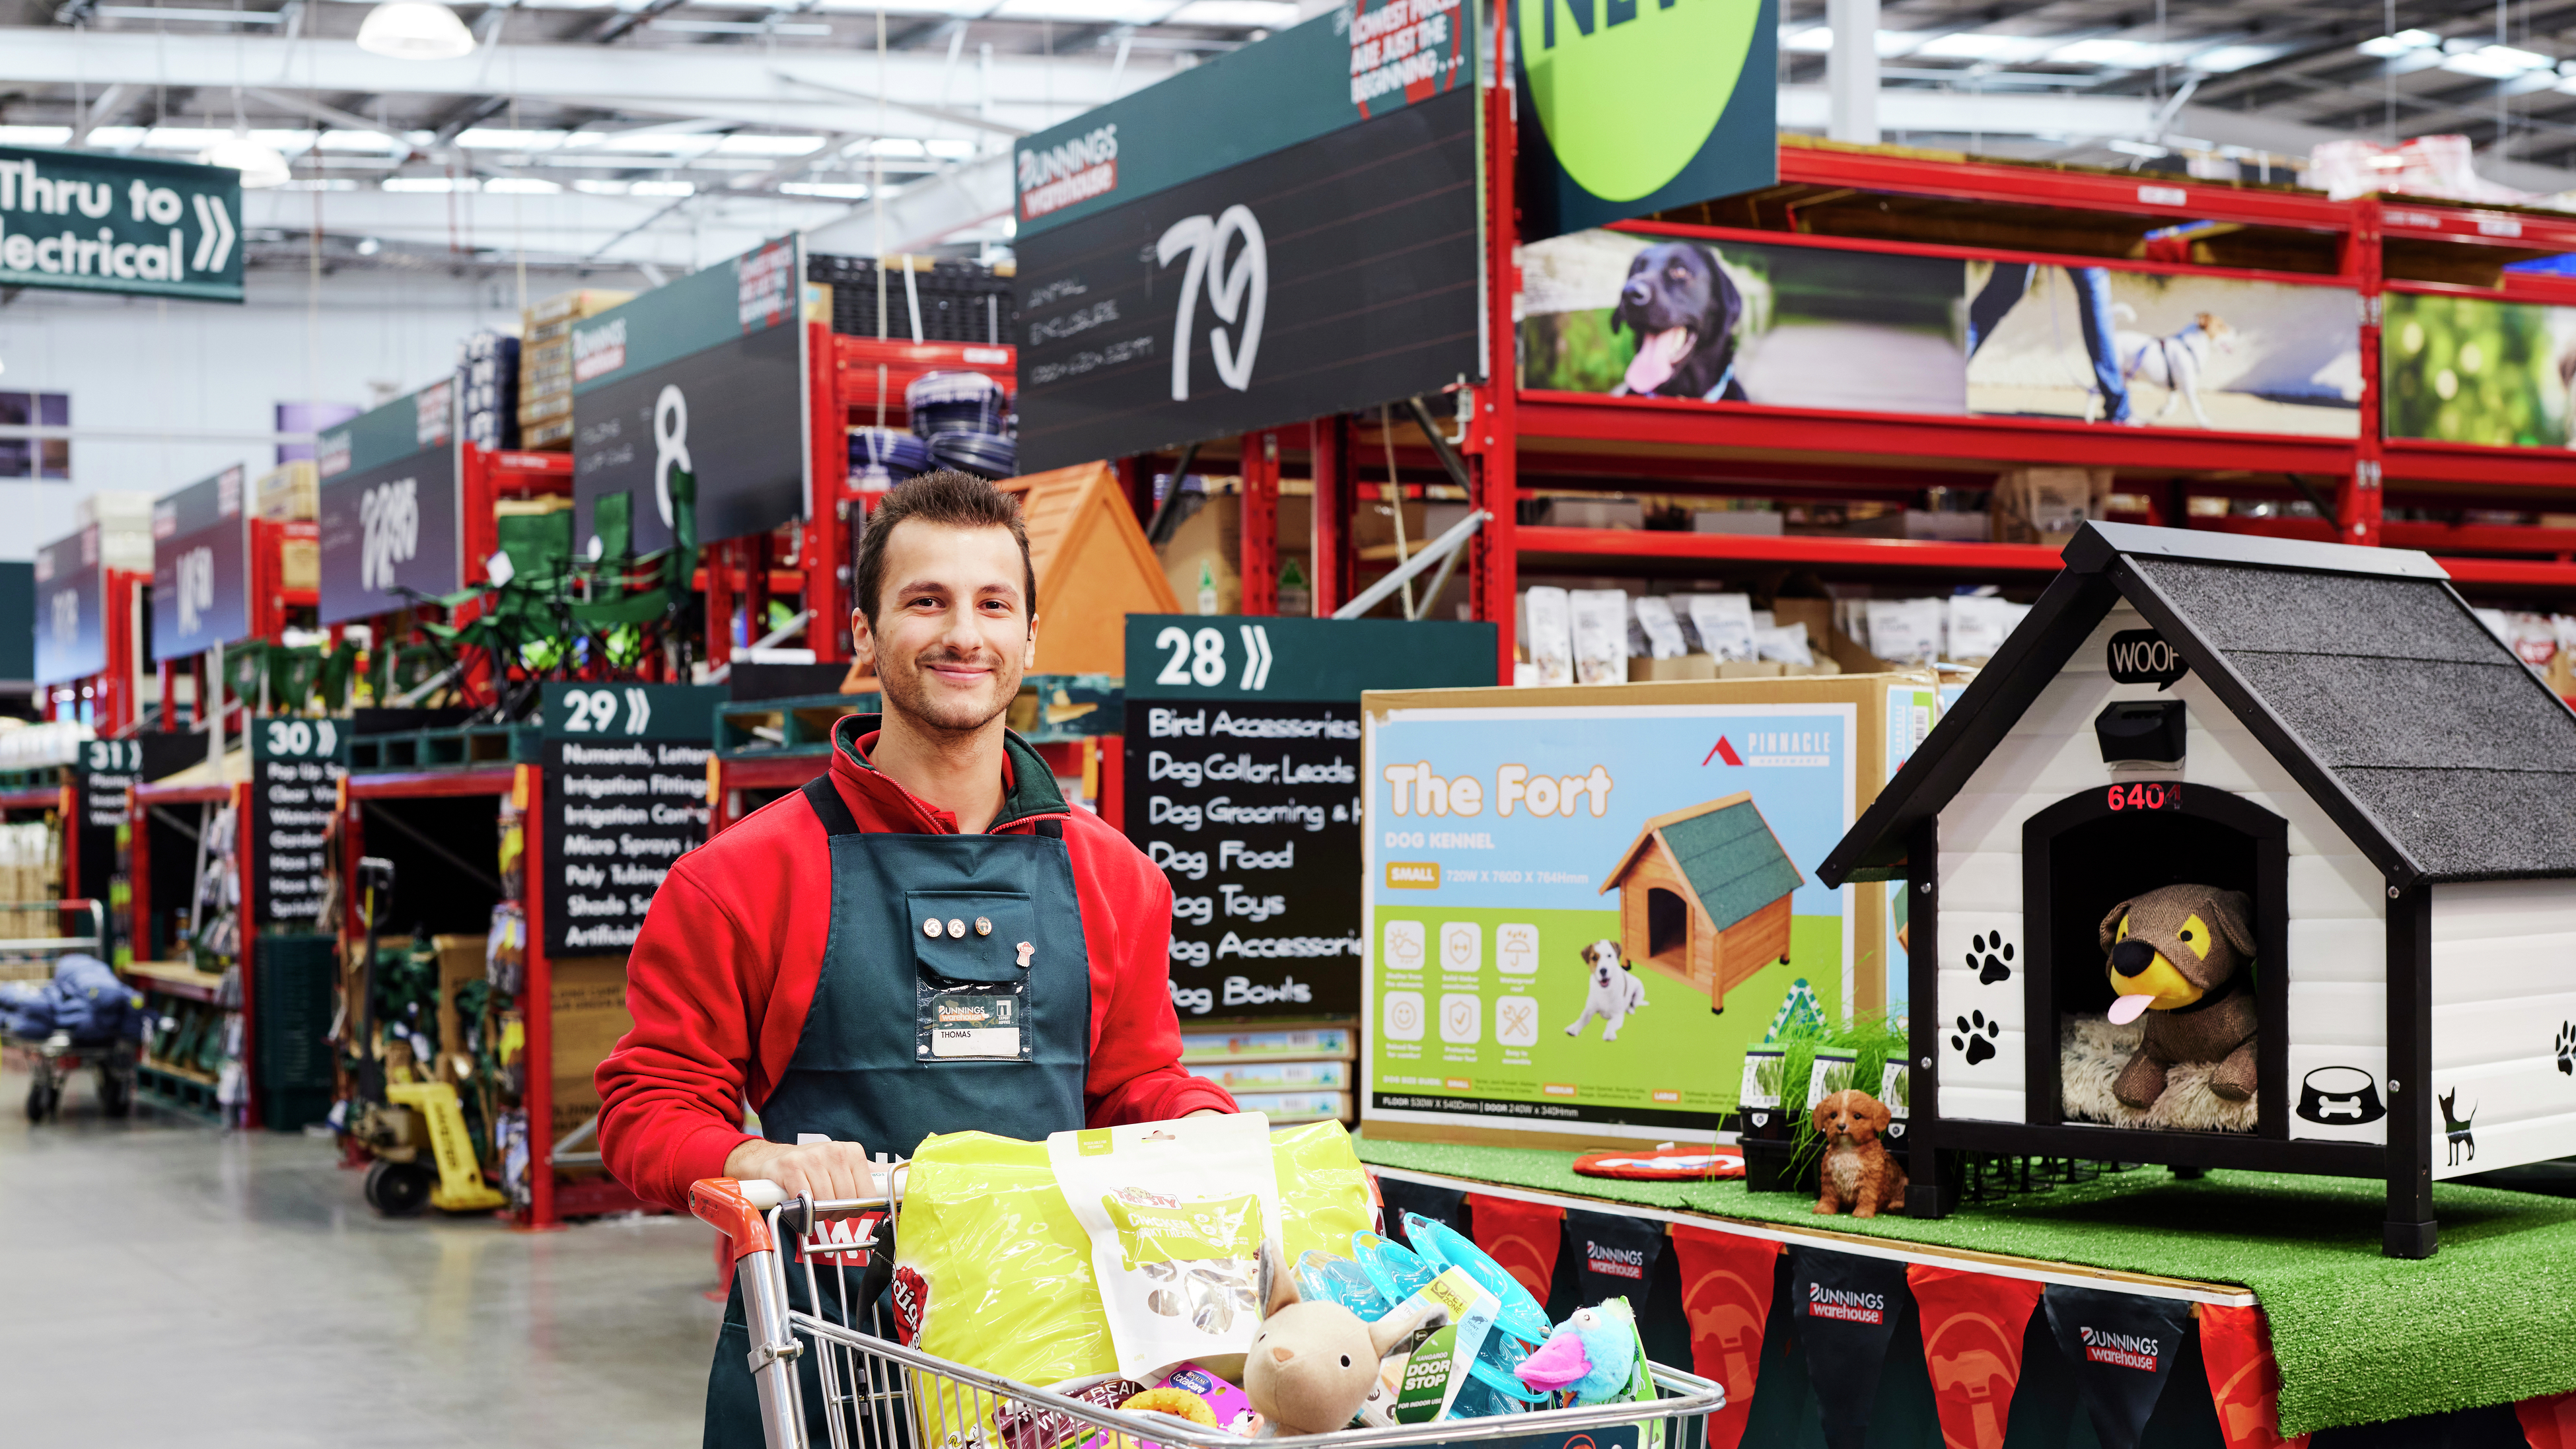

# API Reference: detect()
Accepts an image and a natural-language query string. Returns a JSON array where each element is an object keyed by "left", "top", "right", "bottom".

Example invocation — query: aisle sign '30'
[{"left": 258, "top": 718, "right": 340, "bottom": 760}]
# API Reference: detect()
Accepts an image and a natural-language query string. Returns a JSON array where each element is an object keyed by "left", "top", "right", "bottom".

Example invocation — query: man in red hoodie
[{"left": 594, "top": 469, "right": 1233, "bottom": 1446}]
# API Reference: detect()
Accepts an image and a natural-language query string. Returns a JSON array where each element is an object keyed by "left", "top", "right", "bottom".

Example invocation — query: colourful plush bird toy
[{"left": 1512, "top": 1300, "right": 1638, "bottom": 1406}]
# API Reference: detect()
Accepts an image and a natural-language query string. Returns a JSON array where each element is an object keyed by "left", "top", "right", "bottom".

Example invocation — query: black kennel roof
[{"left": 1819, "top": 522, "right": 2576, "bottom": 889}]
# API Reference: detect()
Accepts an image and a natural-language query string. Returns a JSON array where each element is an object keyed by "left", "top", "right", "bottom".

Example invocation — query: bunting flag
[
  {"left": 1568, "top": 1207, "right": 1670, "bottom": 1311},
  {"left": 1908, "top": 1265, "right": 2046, "bottom": 1449},
  {"left": 2042, "top": 1285, "right": 2192, "bottom": 1449},
  {"left": 1377, "top": 1177, "right": 1468, "bottom": 1248},
  {"left": 1789, "top": 1246, "right": 1915, "bottom": 1449},
  {"left": 2198, "top": 1304, "right": 2310, "bottom": 1449},
  {"left": 1466, "top": 1192, "right": 1565, "bottom": 1303},
  {"left": 2515, "top": 1391, "right": 2576, "bottom": 1449},
  {"left": 1670, "top": 1225, "right": 1781, "bottom": 1449}
]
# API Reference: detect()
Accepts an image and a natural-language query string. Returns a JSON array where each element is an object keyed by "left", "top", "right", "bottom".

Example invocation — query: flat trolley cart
[
  {"left": 691, "top": 1176, "right": 1728, "bottom": 1449},
  {"left": 0, "top": 900, "right": 135, "bottom": 1121}
]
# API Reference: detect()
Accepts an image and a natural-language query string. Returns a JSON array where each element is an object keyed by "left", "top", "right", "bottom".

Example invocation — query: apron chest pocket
[{"left": 910, "top": 892, "right": 1038, "bottom": 1063}]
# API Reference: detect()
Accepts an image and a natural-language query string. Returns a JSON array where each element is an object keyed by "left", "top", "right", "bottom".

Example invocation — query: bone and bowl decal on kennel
[
  {"left": 1822, "top": 521, "right": 2576, "bottom": 1257},
  {"left": 1360, "top": 691, "right": 1897, "bottom": 1145}
]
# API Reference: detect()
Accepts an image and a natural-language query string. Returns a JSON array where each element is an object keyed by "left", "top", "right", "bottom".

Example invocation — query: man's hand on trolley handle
[{"left": 725, "top": 1138, "right": 886, "bottom": 1203}]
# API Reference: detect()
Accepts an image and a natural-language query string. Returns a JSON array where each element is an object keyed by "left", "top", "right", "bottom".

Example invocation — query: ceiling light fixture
[
  {"left": 357, "top": 1, "right": 477, "bottom": 60},
  {"left": 2357, "top": 29, "right": 2440, "bottom": 58},
  {"left": 199, "top": 133, "right": 293, "bottom": 188}
]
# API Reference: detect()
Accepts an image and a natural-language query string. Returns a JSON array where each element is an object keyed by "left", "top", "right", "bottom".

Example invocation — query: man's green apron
[{"left": 704, "top": 759, "right": 1091, "bottom": 1448}]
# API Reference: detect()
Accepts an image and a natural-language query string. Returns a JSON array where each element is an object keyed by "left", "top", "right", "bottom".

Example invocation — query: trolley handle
[{"left": 692, "top": 1171, "right": 906, "bottom": 1261}]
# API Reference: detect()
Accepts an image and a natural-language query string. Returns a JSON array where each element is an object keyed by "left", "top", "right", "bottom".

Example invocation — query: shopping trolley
[
  {"left": 692, "top": 1174, "right": 1728, "bottom": 1449},
  {"left": 0, "top": 900, "right": 137, "bottom": 1121}
]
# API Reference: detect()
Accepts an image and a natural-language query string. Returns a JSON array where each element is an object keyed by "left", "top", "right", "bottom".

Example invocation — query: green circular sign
[{"left": 1517, "top": 0, "right": 1760, "bottom": 203}]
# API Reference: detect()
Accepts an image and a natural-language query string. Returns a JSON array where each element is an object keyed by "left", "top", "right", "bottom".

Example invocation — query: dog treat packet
[
  {"left": 1865, "top": 599, "right": 1942, "bottom": 664},
  {"left": 1754, "top": 621, "right": 1814, "bottom": 666},
  {"left": 1569, "top": 590, "right": 1631, "bottom": 684},
  {"left": 1522, "top": 588, "right": 1575, "bottom": 686},
  {"left": 1631, "top": 596, "right": 1689, "bottom": 659},
  {"left": 1683, "top": 594, "right": 1755, "bottom": 662},
  {"left": 1049, "top": 1114, "right": 1287, "bottom": 1381}
]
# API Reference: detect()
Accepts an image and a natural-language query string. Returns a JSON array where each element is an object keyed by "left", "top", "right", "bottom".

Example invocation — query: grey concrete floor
[{"left": 0, "top": 1060, "right": 723, "bottom": 1446}]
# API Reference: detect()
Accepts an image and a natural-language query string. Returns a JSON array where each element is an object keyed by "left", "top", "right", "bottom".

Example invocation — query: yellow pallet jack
[{"left": 349, "top": 855, "right": 508, "bottom": 1217}]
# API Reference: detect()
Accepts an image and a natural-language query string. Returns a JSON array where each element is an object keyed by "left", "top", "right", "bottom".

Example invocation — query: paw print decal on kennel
[
  {"left": 1965, "top": 932, "right": 2014, "bottom": 985},
  {"left": 2559, "top": 1021, "right": 2574, "bottom": 1077},
  {"left": 1952, "top": 1010, "right": 2000, "bottom": 1065}
]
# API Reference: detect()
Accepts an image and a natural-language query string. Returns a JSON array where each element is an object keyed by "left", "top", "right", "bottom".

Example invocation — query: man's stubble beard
[{"left": 878, "top": 641, "right": 1022, "bottom": 739}]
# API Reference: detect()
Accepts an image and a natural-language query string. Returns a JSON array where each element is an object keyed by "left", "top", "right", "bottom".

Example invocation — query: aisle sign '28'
[{"left": 1153, "top": 624, "right": 1277, "bottom": 691}]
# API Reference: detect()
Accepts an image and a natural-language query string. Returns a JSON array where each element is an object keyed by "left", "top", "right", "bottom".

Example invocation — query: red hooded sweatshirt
[{"left": 595, "top": 718, "right": 1234, "bottom": 1210}]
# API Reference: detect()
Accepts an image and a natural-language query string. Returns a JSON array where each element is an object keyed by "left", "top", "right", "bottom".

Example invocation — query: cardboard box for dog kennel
[
  {"left": 1821, "top": 522, "right": 2576, "bottom": 1259},
  {"left": 1357, "top": 673, "right": 1943, "bottom": 1151}
]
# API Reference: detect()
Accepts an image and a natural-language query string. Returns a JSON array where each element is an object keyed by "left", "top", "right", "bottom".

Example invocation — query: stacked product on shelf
[
  {"left": 909, "top": 370, "right": 1017, "bottom": 480},
  {"left": 1517, "top": 584, "right": 2034, "bottom": 686},
  {"left": 458, "top": 329, "right": 521, "bottom": 453},
  {"left": 1181, "top": 1023, "right": 1356, "bottom": 1125},
  {"left": 0, "top": 820, "right": 61, "bottom": 946},
  {"left": 518, "top": 289, "right": 633, "bottom": 451},
  {"left": 256, "top": 460, "right": 317, "bottom": 523},
  {"left": 847, "top": 426, "right": 933, "bottom": 492},
  {"left": 80, "top": 489, "right": 157, "bottom": 573},
  {"left": 807, "top": 252, "right": 1019, "bottom": 345}
]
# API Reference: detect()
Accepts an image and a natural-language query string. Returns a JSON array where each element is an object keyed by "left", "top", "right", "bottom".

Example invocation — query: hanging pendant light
[
  {"left": 199, "top": 132, "right": 293, "bottom": 189},
  {"left": 357, "top": 1, "right": 476, "bottom": 60}
]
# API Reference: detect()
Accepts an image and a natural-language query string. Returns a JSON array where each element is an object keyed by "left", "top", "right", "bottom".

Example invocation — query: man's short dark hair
[{"left": 852, "top": 469, "right": 1038, "bottom": 626}]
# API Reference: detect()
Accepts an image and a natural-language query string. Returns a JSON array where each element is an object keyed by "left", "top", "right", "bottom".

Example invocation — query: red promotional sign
[
  {"left": 1908, "top": 1265, "right": 2045, "bottom": 1449},
  {"left": 1466, "top": 1192, "right": 1565, "bottom": 1302},
  {"left": 1670, "top": 1225, "right": 1781, "bottom": 1449},
  {"left": 2198, "top": 1304, "right": 2310, "bottom": 1449}
]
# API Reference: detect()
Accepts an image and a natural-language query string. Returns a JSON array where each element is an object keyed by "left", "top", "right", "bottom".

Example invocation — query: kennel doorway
[
  {"left": 2021, "top": 785, "right": 2289, "bottom": 1139},
  {"left": 1647, "top": 888, "right": 1689, "bottom": 967}
]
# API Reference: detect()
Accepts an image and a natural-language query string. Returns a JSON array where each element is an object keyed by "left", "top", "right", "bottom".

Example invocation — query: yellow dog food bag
[{"left": 896, "top": 1117, "right": 1373, "bottom": 1415}]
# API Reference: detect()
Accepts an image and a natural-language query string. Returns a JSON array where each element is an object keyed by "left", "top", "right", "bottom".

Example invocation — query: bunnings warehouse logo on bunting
[
  {"left": 1364, "top": 701, "right": 1857, "bottom": 1139},
  {"left": 0, "top": 147, "right": 245, "bottom": 302}
]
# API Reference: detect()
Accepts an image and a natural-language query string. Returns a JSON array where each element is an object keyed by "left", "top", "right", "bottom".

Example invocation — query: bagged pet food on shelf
[
  {"left": 1683, "top": 594, "right": 1756, "bottom": 662},
  {"left": 1946, "top": 594, "right": 2028, "bottom": 662},
  {"left": 1569, "top": 590, "right": 1631, "bottom": 684},
  {"left": 1522, "top": 588, "right": 1575, "bottom": 686},
  {"left": 1631, "top": 596, "right": 1689, "bottom": 659},
  {"left": 1048, "top": 1114, "right": 1289, "bottom": 1380}
]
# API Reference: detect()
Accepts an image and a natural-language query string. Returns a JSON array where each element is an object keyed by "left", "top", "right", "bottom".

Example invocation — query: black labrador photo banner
[{"left": 1014, "top": 86, "right": 1482, "bottom": 471}]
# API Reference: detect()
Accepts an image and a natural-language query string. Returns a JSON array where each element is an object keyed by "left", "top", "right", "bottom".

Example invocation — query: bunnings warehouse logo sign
[
  {"left": 0, "top": 147, "right": 244, "bottom": 303},
  {"left": 1513, "top": 0, "right": 1777, "bottom": 240}
]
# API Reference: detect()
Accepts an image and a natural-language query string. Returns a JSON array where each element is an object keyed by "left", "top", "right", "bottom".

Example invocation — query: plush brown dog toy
[
  {"left": 1811, "top": 1089, "right": 1906, "bottom": 1219},
  {"left": 2100, "top": 883, "right": 2258, "bottom": 1108}
]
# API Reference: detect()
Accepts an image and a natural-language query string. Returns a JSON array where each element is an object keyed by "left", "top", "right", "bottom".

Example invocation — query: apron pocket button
[
  {"left": 947, "top": 918, "right": 966, "bottom": 938},
  {"left": 923, "top": 919, "right": 945, "bottom": 938},
  {"left": 975, "top": 917, "right": 992, "bottom": 936}
]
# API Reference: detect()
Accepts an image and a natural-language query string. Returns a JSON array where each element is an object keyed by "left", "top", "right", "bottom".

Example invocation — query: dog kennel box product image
[
  {"left": 1359, "top": 673, "right": 1942, "bottom": 1150},
  {"left": 1820, "top": 521, "right": 2576, "bottom": 1257}
]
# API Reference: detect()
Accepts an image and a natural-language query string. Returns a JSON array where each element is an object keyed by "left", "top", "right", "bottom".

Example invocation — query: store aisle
[{"left": 0, "top": 1064, "right": 721, "bottom": 1446}]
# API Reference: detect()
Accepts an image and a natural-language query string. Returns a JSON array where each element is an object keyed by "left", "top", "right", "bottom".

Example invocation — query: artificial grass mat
[{"left": 1355, "top": 1135, "right": 2576, "bottom": 1434}]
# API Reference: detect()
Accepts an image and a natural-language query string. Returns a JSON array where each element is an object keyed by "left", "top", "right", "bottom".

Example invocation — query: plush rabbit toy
[{"left": 1243, "top": 1241, "right": 1435, "bottom": 1437}]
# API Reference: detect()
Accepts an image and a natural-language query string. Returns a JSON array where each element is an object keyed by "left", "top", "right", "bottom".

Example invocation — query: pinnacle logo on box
[{"left": 2077, "top": 1325, "right": 2161, "bottom": 1372}]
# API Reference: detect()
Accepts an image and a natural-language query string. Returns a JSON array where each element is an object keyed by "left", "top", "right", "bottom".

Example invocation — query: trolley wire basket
[{"left": 692, "top": 1174, "right": 1727, "bottom": 1449}]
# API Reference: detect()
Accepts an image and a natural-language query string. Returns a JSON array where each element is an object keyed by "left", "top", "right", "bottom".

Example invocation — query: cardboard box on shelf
[
  {"left": 1628, "top": 654, "right": 1717, "bottom": 682},
  {"left": 1991, "top": 466, "right": 2114, "bottom": 545},
  {"left": 280, "top": 534, "right": 319, "bottom": 593},
  {"left": 549, "top": 954, "right": 630, "bottom": 1139},
  {"left": 78, "top": 490, "right": 154, "bottom": 528},
  {"left": 523, "top": 417, "right": 575, "bottom": 450},
  {"left": 523, "top": 289, "right": 634, "bottom": 343},
  {"left": 1692, "top": 511, "right": 1785, "bottom": 536},
  {"left": 1155, "top": 488, "right": 1316, "bottom": 618},
  {"left": 1359, "top": 672, "right": 1943, "bottom": 1150},
  {"left": 256, "top": 462, "right": 318, "bottom": 522}
]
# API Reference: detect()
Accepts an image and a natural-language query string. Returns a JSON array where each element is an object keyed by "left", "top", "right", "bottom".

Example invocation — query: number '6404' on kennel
[{"left": 1822, "top": 522, "right": 2576, "bottom": 1259}]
